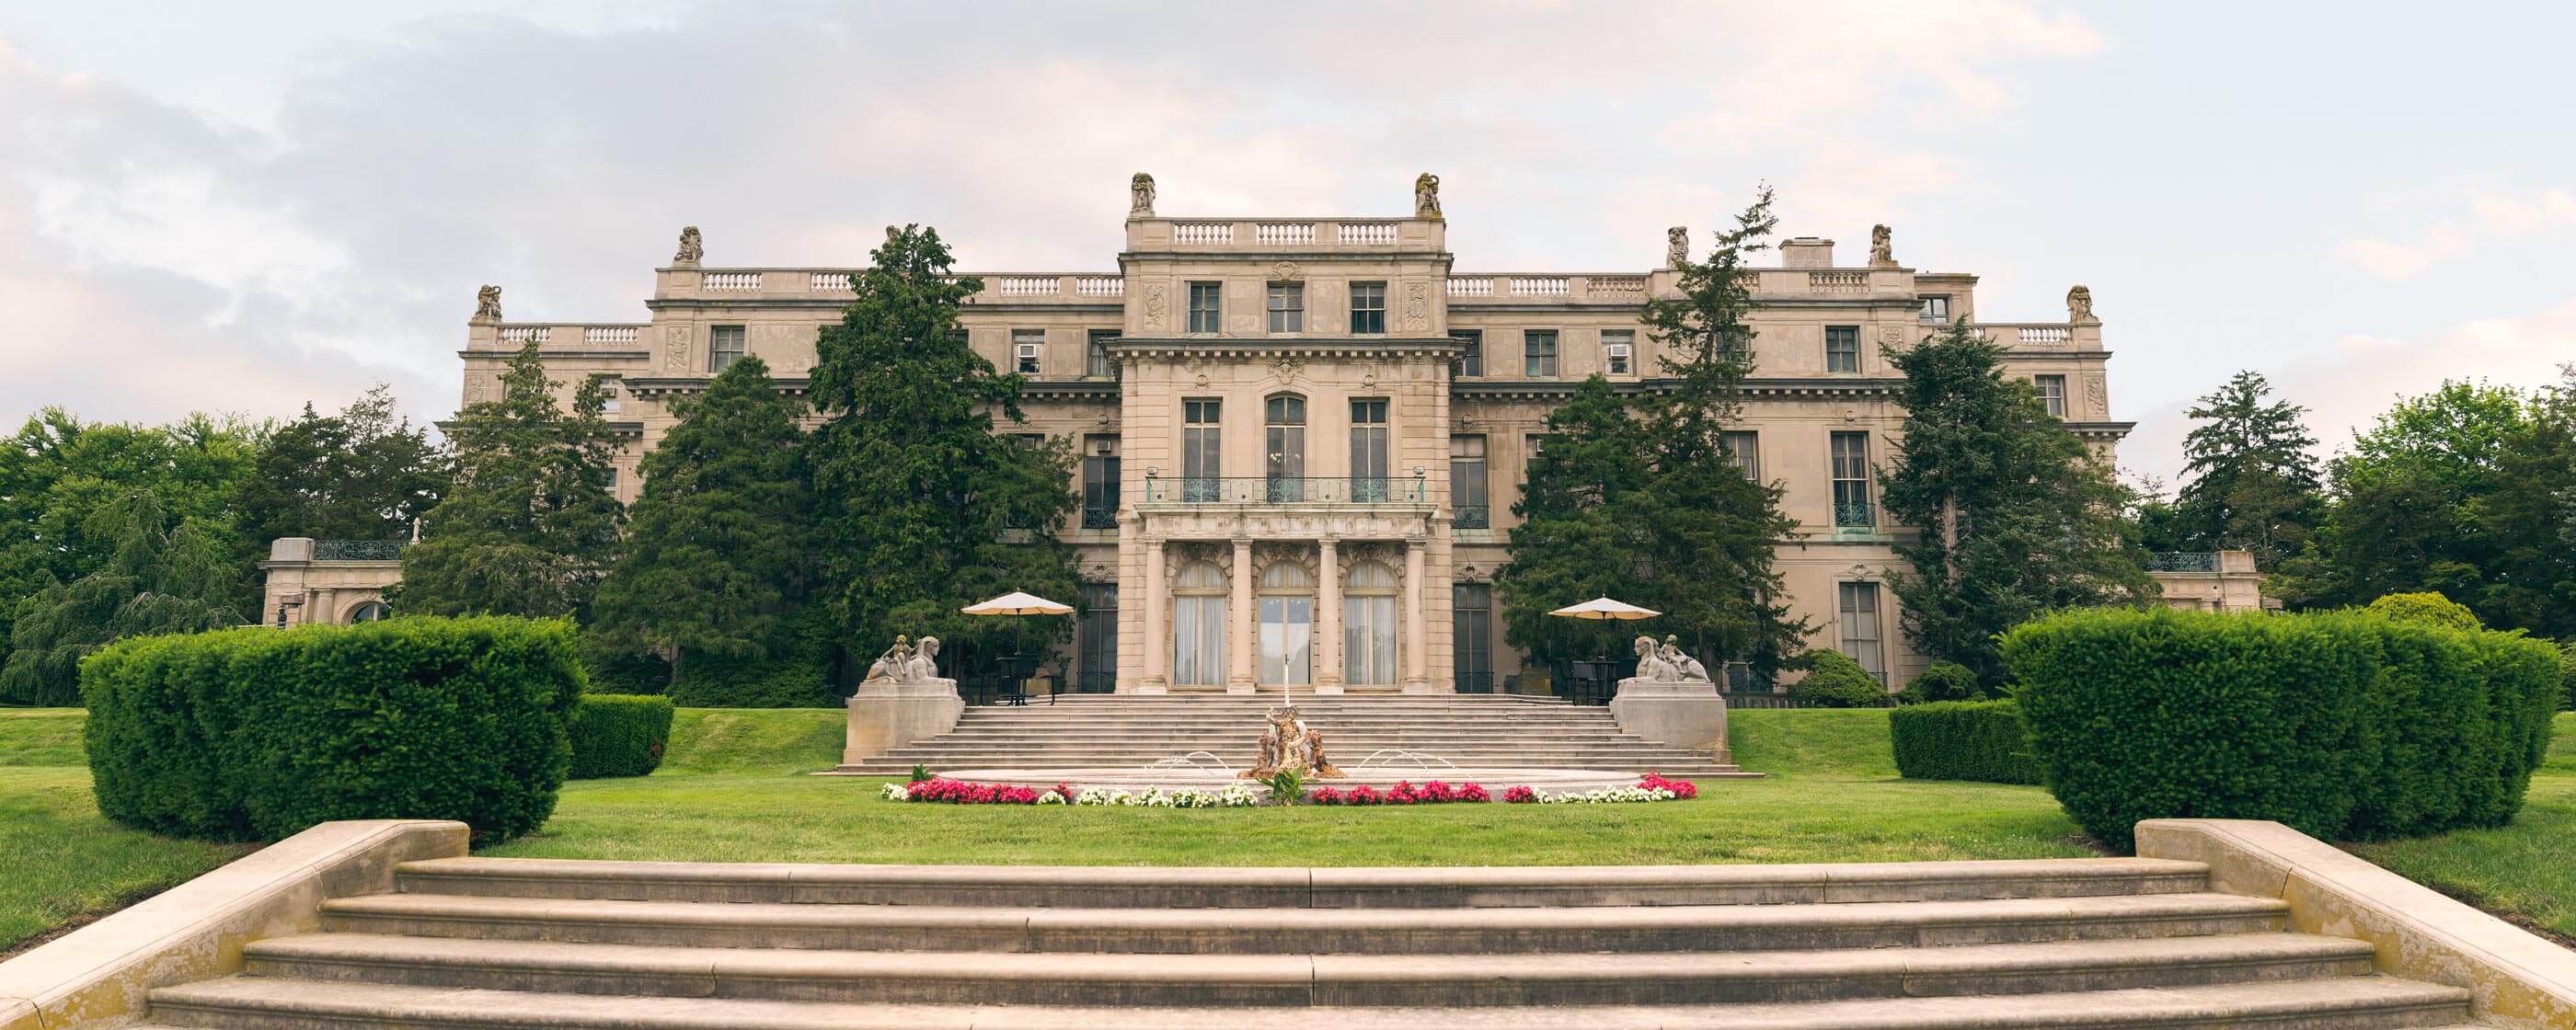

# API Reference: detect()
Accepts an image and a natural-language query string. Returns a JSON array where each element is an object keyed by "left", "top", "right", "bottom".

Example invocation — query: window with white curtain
[
  {"left": 1257, "top": 561, "right": 1314, "bottom": 685},
  {"left": 1173, "top": 561, "right": 1228, "bottom": 686},
  {"left": 1343, "top": 560, "right": 1399, "bottom": 685}
]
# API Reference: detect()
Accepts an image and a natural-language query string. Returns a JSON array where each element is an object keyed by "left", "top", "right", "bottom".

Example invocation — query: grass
[{"left": 2, "top": 705, "right": 2569, "bottom": 951}]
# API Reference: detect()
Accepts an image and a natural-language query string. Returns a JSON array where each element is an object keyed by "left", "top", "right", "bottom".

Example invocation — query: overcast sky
[{"left": 3, "top": 1, "right": 2570, "bottom": 486}]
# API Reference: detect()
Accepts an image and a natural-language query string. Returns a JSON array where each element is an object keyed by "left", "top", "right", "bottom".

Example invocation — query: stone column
[
  {"left": 1227, "top": 538, "right": 1256, "bottom": 693},
  {"left": 1401, "top": 538, "right": 1432, "bottom": 692},
  {"left": 1137, "top": 538, "right": 1168, "bottom": 693},
  {"left": 1315, "top": 538, "right": 1343, "bottom": 694}
]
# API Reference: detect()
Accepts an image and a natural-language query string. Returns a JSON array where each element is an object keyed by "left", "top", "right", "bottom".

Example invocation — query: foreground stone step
[
  {"left": 391, "top": 858, "right": 2211, "bottom": 909},
  {"left": 237, "top": 932, "right": 2376, "bottom": 1007},
  {"left": 138, "top": 975, "right": 2478, "bottom": 1030},
  {"left": 322, "top": 891, "right": 2291, "bottom": 954}
]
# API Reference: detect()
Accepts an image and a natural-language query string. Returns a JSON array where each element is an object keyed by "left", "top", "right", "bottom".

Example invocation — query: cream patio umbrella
[
  {"left": 1546, "top": 597, "right": 1660, "bottom": 703},
  {"left": 961, "top": 591, "right": 1075, "bottom": 704}
]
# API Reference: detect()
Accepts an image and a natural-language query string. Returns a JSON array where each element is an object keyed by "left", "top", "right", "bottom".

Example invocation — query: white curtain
[
  {"left": 1259, "top": 598, "right": 1312, "bottom": 684},
  {"left": 1175, "top": 596, "right": 1225, "bottom": 686},
  {"left": 1344, "top": 596, "right": 1396, "bottom": 685}
]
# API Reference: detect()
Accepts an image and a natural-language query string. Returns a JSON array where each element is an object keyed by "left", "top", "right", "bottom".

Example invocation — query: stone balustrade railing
[
  {"left": 660, "top": 270, "right": 1127, "bottom": 303},
  {"left": 483, "top": 324, "right": 651, "bottom": 349},
  {"left": 1973, "top": 323, "right": 2077, "bottom": 348}
]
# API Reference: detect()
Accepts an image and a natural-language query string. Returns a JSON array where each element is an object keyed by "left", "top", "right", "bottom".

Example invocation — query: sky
[{"left": 1, "top": 1, "right": 2570, "bottom": 488}]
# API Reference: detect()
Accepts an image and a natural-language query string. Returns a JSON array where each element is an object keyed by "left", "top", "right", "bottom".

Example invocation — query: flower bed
[{"left": 883, "top": 775, "right": 1698, "bottom": 807}]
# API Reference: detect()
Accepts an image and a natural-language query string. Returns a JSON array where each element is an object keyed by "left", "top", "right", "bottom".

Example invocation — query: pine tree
[
  {"left": 587, "top": 356, "right": 821, "bottom": 700},
  {"left": 390, "top": 341, "right": 623, "bottom": 618},
  {"left": 2173, "top": 371, "right": 2322, "bottom": 566},
  {"left": 1881, "top": 319, "right": 2156, "bottom": 685},
  {"left": 1497, "top": 189, "right": 1807, "bottom": 680},
  {"left": 1, "top": 492, "right": 243, "bottom": 705},
  {"left": 234, "top": 383, "right": 448, "bottom": 552},
  {"left": 807, "top": 225, "right": 1079, "bottom": 679}
]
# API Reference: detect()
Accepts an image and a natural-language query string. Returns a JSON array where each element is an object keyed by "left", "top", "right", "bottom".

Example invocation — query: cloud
[
  {"left": 2471, "top": 188, "right": 2576, "bottom": 231},
  {"left": 2335, "top": 223, "right": 2470, "bottom": 280}
]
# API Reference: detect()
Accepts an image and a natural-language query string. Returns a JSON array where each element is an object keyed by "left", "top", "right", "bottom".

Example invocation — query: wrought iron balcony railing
[
  {"left": 2147, "top": 551, "right": 2219, "bottom": 573},
  {"left": 1454, "top": 504, "right": 1490, "bottom": 529},
  {"left": 1832, "top": 501, "right": 1876, "bottom": 530},
  {"left": 1141, "top": 475, "right": 1429, "bottom": 504},
  {"left": 1080, "top": 507, "right": 1120, "bottom": 530},
  {"left": 313, "top": 540, "right": 407, "bottom": 562}
]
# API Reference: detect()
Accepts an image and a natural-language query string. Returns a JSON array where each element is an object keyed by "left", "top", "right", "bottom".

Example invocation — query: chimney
[{"left": 1779, "top": 237, "right": 1835, "bottom": 269}]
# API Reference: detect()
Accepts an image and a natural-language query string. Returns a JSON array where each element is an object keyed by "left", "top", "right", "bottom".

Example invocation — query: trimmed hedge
[
  {"left": 1898, "top": 660, "right": 1982, "bottom": 704},
  {"left": 669, "top": 658, "right": 837, "bottom": 708},
  {"left": 2005, "top": 608, "right": 2560, "bottom": 852},
  {"left": 1791, "top": 650, "right": 1894, "bottom": 708},
  {"left": 568, "top": 694, "right": 674, "bottom": 779},
  {"left": 1890, "top": 699, "right": 2044, "bottom": 784},
  {"left": 2363, "top": 591, "right": 2481, "bottom": 630},
  {"left": 82, "top": 616, "right": 583, "bottom": 843}
]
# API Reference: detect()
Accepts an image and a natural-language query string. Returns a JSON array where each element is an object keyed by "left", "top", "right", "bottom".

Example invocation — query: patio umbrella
[
  {"left": 1547, "top": 597, "right": 1661, "bottom": 620},
  {"left": 960, "top": 591, "right": 1075, "bottom": 616}
]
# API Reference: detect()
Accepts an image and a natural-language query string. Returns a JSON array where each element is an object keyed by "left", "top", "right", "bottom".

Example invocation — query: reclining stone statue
[{"left": 861, "top": 635, "right": 943, "bottom": 684}]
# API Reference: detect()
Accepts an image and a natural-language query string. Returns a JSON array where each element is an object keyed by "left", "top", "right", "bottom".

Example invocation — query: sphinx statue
[
  {"left": 1660, "top": 635, "right": 1712, "bottom": 682},
  {"left": 861, "top": 635, "right": 942, "bottom": 684},
  {"left": 1241, "top": 705, "right": 1341, "bottom": 779}
]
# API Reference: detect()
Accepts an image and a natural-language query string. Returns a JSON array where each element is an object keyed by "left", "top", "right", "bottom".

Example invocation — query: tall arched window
[
  {"left": 1265, "top": 395, "right": 1305, "bottom": 501},
  {"left": 1172, "top": 561, "right": 1228, "bottom": 686},
  {"left": 345, "top": 601, "right": 390, "bottom": 624},
  {"left": 1344, "top": 560, "right": 1399, "bottom": 686},
  {"left": 1257, "top": 561, "right": 1314, "bottom": 685}
]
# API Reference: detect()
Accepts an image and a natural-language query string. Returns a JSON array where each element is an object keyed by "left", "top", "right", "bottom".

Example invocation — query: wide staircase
[
  {"left": 836, "top": 693, "right": 1756, "bottom": 777},
  {"left": 133, "top": 855, "right": 2481, "bottom": 1028}
]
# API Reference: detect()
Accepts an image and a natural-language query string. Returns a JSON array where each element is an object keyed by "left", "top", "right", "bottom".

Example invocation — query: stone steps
[{"left": 130, "top": 856, "right": 2478, "bottom": 1027}]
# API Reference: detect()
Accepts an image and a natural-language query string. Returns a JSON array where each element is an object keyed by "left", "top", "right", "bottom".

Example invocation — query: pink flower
[
  {"left": 1502, "top": 784, "right": 1537, "bottom": 804},
  {"left": 1306, "top": 786, "right": 1341, "bottom": 806},
  {"left": 1458, "top": 784, "right": 1490, "bottom": 803}
]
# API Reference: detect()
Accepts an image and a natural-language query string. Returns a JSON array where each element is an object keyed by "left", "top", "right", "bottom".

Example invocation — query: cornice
[
  {"left": 459, "top": 349, "right": 650, "bottom": 360},
  {"left": 1452, "top": 377, "right": 1907, "bottom": 402},
  {"left": 1109, "top": 337, "right": 1467, "bottom": 360}
]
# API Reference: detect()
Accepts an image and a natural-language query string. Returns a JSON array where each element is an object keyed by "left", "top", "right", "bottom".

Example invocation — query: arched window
[
  {"left": 1265, "top": 395, "right": 1306, "bottom": 500},
  {"left": 345, "top": 601, "right": 390, "bottom": 624},
  {"left": 1257, "top": 561, "right": 1314, "bottom": 685},
  {"left": 1344, "top": 560, "right": 1399, "bottom": 686},
  {"left": 1172, "top": 561, "right": 1227, "bottom": 687}
]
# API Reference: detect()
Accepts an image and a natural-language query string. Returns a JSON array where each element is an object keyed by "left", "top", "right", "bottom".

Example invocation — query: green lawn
[{"left": 2, "top": 705, "right": 2568, "bottom": 952}]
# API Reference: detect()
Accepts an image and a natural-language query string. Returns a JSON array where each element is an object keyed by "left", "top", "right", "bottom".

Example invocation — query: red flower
[{"left": 1502, "top": 784, "right": 1537, "bottom": 804}]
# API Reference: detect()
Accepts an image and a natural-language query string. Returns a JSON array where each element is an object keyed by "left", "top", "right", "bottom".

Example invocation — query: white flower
[
  {"left": 880, "top": 784, "right": 910, "bottom": 801},
  {"left": 1037, "top": 792, "right": 1065, "bottom": 805}
]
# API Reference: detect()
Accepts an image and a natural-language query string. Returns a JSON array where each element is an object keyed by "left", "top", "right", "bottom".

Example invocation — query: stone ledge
[
  {"left": 2136, "top": 818, "right": 2576, "bottom": 1030},
  {"left": 0, "top": 818, "right": 467, "bottom": 1030}
]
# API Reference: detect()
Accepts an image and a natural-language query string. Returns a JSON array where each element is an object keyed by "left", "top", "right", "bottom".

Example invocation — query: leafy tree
[
  {"left": 806, "top": 225, "right": 1080, "bottom": 679},
  {"left": 1, "top": 492, "right": 244, "bottom": 705},
  {"left": 2124, "top": 474, "right": 2189, "bottom": 555},
  {"left": 1496, "top": 189, "right": 1808, "bottom": 681},
  {"left": 1881, "top": 319, "right": 2156, "bottom": 685},
  {"left": 2173, "top": 371, "right": 2322, "bottom": 566},
  {"left": 233, "top": 383, "right": 447, "bottom": 551},
  {"left": 390, "top": 342, "right": 624, "bottom": 619},
  {"left": 2472, "top": 365, "right": 2576, "bottom": 637},
  {"left": 588, "top": 356, "right": 820, "bottom": 699},
  {"left": 2272, "top": 380, "right": 2531, "bottom": 612}
]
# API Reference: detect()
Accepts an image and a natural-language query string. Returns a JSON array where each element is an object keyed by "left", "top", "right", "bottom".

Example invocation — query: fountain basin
[{"left": 926, "top": 766, "right": 1650, "bottom": 796}]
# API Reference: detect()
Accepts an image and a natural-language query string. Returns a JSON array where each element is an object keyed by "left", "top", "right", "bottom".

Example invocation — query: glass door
[
  {"left": 1258, "top": 597, "right": 1312, "bottom": 685},
  {"left": 1350, "top": 397, "right": 1389, "bottom": 501}
]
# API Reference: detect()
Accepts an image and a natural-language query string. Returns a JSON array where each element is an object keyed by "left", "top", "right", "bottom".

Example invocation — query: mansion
[{"left": 261, "top": 176, "right": 2264, "bottom": 695}]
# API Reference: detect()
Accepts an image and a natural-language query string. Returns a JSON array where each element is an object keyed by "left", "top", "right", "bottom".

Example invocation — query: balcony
[
  {"left": 1833, "top": 501, "right": 1876, "bottom": 531},
  {"left": 312, "top": 540, "right": 407, "bottom": 562},
  {"left": 2147, "top": 552, "right": 2219, "bottom": 573},
  {"left": 1080, "top": 507, "right": 1120, "bottom": 531},
  {"left": 1454, "top": 505, "right": 1490, "bottom": 530},
  {"left": 1141, "top": 475, "right": 1429, "bottom": 505}
]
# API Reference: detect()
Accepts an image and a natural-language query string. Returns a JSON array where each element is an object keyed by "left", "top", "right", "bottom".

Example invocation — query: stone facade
[
  {"left": 376, "top": 179, "right": 2268, "bottom": 692},
  {"left": 258, "top": 538, "right": 403, "bottom": 628}
]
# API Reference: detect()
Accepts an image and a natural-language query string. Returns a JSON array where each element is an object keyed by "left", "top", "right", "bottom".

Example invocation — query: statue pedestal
[
  {"left": 844, "top": 677, "right": 965, "bottom": 766},
  {"left": 1607, "top": 677, "right": 1732, "bottom": 762}
]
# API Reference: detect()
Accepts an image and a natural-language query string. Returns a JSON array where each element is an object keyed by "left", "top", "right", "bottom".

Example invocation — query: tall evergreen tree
[
  {"left": 1498, "top": 189, "right": 1807, "bottom": 680},
  {"left": 1, "top": 492, "right": 243, "bottom": 705},
  {"left": 390, "top": 341, "right": 623, "bottom": 619},
  {"left": 807, "top": 225, "right": 1079, "bottom": 678},
  {"left": 2173, "top": 371, "right": 2322, "bottom": 566},
  {"left": 588, "top": 356, "right": 819, "bottom": 698},
  {"left": 1882, "top": 319, "right": 2156, "bottom": 685},
  {"left": 233, "top": 383, "right": 448, "bottom": 551}
]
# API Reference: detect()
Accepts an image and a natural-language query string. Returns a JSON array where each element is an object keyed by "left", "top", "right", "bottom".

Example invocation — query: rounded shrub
[
  {"left": 2004, "top": 607, "right": 2559, "bottom": 852},
  {"left": 1890, "top": 699, "right": 2042, "bottom": 784},
  {"left": 1897, "top": 660, "right": 1981, "bottom": 704},
  {"left": 568, "top": 694, "right": 675, "bottom": 779},
  {"left": 2363, "top": 591, "right": 2481, "bottom": 630},
  {"left": 1791, "top": 650, "right": 1893, "bottom": 708},
  {"left": 82, "top": 616, "right": 584, "bottom": 843}
]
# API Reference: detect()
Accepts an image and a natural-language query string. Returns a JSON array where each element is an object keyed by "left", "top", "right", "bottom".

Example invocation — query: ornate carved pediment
[{"left": 1252, "top": 542, "right": 1317, "bottom": 584}]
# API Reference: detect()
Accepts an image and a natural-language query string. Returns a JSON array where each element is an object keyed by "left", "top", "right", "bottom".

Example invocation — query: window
[
  {"left": 1350, "top": 398, "right": 1390, "bottom": 500},
  {"left": 1524, "top": 329, "right": 1558, "bottom": 377},
  {"left": 1603, "top": 329, "right": 1634, "bottom": 375},
  {"left": 1264, "top": 395, "right": 1305, "bottom": 499},
  {"left": 1451, "top": 435, "right": 1489, "bottom": 529},
  {"left": 1081, "top": 436, "right": 1120, "bottom": 529},
  {"left": 2035, "top": 374, "right": 2067, "bottom": 418},
  {"left": 1173, "top": 561, "right": 1227, "bottom": 686},
  {"left": 1013, "top": 328, "right": 1043, "bottom": 374},
  {"left": 1451, "top": 330, "right": 1482, "bottom": 376},
  {"left": 709, "top": 325, "right": 746, "bottom": 373},
  {"left": 1719, "top": 327, "right": 1752, "bottom": 364},
  {"left": 600, "top": 383, "right": 622, "bottom": 414},
  {"left": 1453, "top": 584, "right": 1493, "bottom": 693},
  {"left": 1349, "top": 281, "right": 1386, "bottom": 334},
  {"left": 1266, "top": 282, "right": 1305, "bottom": 333},
  {"left": 1087, "top": 329, "right": 1117, "bottom": 378},
  {"left": 1825, "top": 325, "right": 1859, "bottom": 373},
  {"left": 1722, "top": 430, "right": 1761, "bottom": 483},
  {"left": 1524, "top": 433, "right": 1548, "bottom": 475},
  {"left": 1188, "top": 281, "right": 1222, "bottom": 333},
  {"left": 1831, "top": 431, "right": 1872, "bottom": 528},
  {"left": 1258, "top": 561, "right": 1314, "bottom": 685},
  {"left": 346, "top": 601, "right": 390, "bottom": 624},
  {"left": 1012, "top": 433, "right": 1045, "bottom": 451},
  {"left": 1837, "top": 581, "right": 1888, "bottom": 686},
  {"left": 1344, "top": 561, "right": 1399, "bottom": 685},
  {"left": 1182, "top": 399, "right": 1221, "bottom": 500},
  {"left": 1919, "top": 295, "right": 1951, "bottom": 324},
  {"left": 1077, "top": 584, "right": 1117, "bottom": 692}
]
